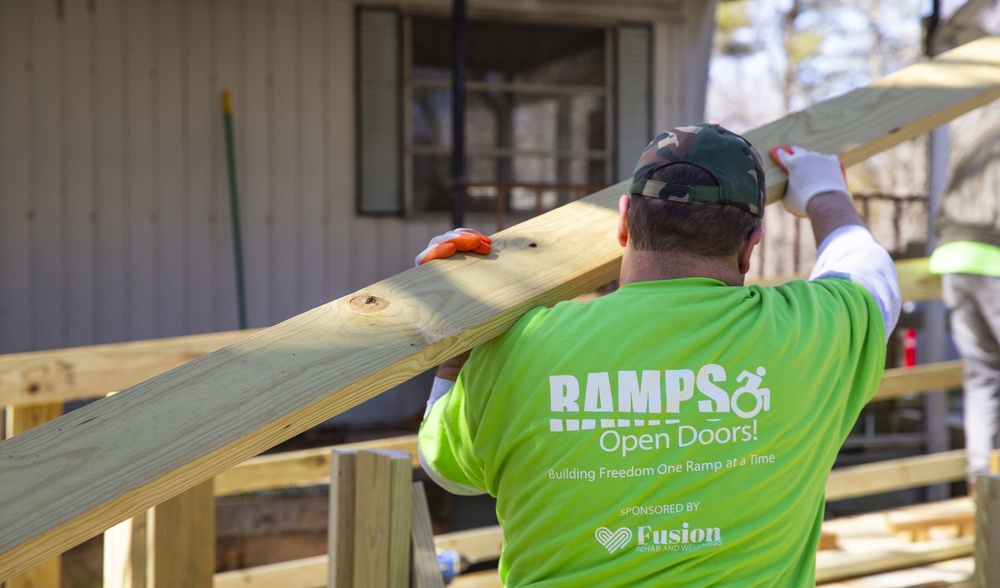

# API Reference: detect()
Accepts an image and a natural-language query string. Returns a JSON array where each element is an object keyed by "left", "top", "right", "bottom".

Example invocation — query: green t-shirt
[{"left": 419, "top": 277, "right": 886, "bottom": 587}]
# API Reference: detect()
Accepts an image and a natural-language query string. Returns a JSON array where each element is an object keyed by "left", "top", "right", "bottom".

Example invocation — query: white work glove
[
  {"left": 769, "top": 145, "right": 850, "bottom": 217},
  {"left": 414, "top": 228, "right": 492, "bottom": 266}
]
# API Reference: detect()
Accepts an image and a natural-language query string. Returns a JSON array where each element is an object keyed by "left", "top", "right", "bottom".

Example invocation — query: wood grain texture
[
  {"left": 104, "top": 515, "right": 147, "bottom": 588},
  {"left": 3, "top": 404, "right": 63, "bottom": 588},
  {"left": 149, "top": 480, "right": 215, "bottom": 588},
  {"left": 384, "top": 451, "right": 413, "bottom": 588},
  {"left": 216, "top": 435, "right": 418, "bottom": 497},
  {"left": 353, "top": 451, "right": 392, "bottom": 588},
  {"left": 745, "top": 36, "right": 1000, "bottom": 207},
  {"left": 974, "top": 475, "right": 1000, "bottom": 588},
  {"left": 815, "top": 538, "right": 974, "bottom": 584},
  {"left": 874, "top": 360, "right": 964, "bottom": 401},
  {"left": 750, "top": 257, "right": 942, "bottom": 303},
  {"left": 826, "top": 450, "right": 968, "bottom": 502},
  {"left": 3, "top": 37, "right": 1000, "bottom": 581},
  {"left": 328, "top": 451, "right": 356, "bottom": 588},
  {"left": 887, "top": 498, "right": 974, "bottom": 541},
  {"left": 213, "top": 555, "right": 327, "bottom": 588},
  {"left": 0, "top": 255, "right": 945, "bottom": 410},
  {"left": 0, "top": 330, "right": 259, "bottom": 407},
  {"left": 104, "top": 480, "right": 215, "bottom": 588},
  {"left": 411, "top": 482, "right": 446, "bottom": 588}
]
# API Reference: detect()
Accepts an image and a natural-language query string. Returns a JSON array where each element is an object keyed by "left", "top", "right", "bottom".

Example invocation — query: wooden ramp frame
[
  {"left": 2, "top": 36, "right": 1000, "bottom": 581},
  {"left": 326, "top": 449, "right": 443, "bottom": 588}
]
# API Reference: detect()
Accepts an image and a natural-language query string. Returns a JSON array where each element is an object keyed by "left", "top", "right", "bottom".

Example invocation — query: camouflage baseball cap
[{"left": 629, "top": 123, "right": 766, "bottom": 216}]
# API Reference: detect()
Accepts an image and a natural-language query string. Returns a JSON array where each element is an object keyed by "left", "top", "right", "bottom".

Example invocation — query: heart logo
[{"left": 594, "top": 527, "right": 632, "bottom": 553}]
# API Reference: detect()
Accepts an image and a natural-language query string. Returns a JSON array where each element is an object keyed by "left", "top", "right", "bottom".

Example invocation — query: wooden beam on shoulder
[
  {"left": 0, "top": 256, "right": 943, "bottom": 412},
  {"left": 2, "top": 37, "right": 1000, "bottom": 581}
]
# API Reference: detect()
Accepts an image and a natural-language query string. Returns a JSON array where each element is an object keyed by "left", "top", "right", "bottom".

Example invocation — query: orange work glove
[{"left": 414, "top": 228, "right": 493, "bottom": 266}]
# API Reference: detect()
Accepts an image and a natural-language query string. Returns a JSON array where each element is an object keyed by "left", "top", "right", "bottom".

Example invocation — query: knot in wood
[{"left": 349, "top": 295, "right": 389, "bottom": 314}]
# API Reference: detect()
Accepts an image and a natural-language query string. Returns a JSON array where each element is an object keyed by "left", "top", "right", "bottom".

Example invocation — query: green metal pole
[{"left": 222, "top": 90, "right": 248, "bottom": 330}]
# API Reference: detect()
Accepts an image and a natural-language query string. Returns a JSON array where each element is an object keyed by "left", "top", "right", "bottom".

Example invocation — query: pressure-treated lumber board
[
  {"left": 895, "top": 258, "right": 943, "bottom": 303},
  {"left": 888, "top": 500, "right": 974, "bottom": 541},
  {"left": 0, "top": 256, "right": 940, "bottom": 414},
  {"left": 0, "top": 329, "right": 259, "bottom": 407},
  {"left": 148, "top": 480, "right": 215, "bottom": 587},
  {"left": 974, "top": 474, "right": 1000, "bottom": 587},
  {"left": 352, "top": 451, "right": 392, "bottom": 587},
  {"left": 216, "top": 435, "right": 419, "bottom": 496},
  {"left": 3, "top": 38, "right": 1000, "bottom": 582},
  {"left": 385, "top": 451, "right": 413, "bottom": 587},
  {"left": 104, "top": 481, "right": 215, "bottom": 588},
  {"left": 815, "top": 537, "right": 974, "bottom": 584},
  {"left": 826, "top": 450, "right": 968, "bottom": 502},
  {"left": 104, "top": 515, "right": 147, "bottom": 588},
  {"left": 819, "top": 557, "right": 974, "bottom": 587},
  {"left": 411, "top": 482, "right": 447, "bottom": 588},
  {"left": 3, "top": 404, "right": 63, "bottom": 588},
  {"left": 213, "top": 555, "right": 327, "bottom": 588},
  {"left": 749, "top": 257, "right": 942, "bottom": 303},
  {"left": 352, "top": 450, "right": 411, "bottom": 588},
  {"left": 450, "top": 571, "right": 502, "bottom": 588},
  {"left": 873, "top": 360, "right": 964, "bottom": 401},
  {"left": 328, "top": 451, "right": 356, "bottom": 588},
  {"left": 750, "top": 36, "right": 1000, "bottom": 206}
]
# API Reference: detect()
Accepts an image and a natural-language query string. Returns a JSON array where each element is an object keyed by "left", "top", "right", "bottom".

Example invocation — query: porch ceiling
[{"left": 360, "top": 0, "right": 688, "bottom": 23}]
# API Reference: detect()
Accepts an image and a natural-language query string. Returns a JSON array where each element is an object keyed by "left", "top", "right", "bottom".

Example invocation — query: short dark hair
[{"left": 627, "top": 163, "right": 762, "bottom": 258}]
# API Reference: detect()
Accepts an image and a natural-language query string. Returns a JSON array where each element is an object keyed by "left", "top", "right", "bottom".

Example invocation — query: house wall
[{"left": 0, "top": 0, "right": 714, "bottom": 425}]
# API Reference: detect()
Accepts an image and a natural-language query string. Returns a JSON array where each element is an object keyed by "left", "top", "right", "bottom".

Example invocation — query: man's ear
[
  {"left": 738, "top": 226, "right": 764, "bottom": 275},
  {"left": 618, "top": 195, "right": 630, "bottom": 247}
]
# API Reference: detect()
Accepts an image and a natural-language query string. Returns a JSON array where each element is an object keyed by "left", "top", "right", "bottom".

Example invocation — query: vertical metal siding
[
  {"left": 0, "top": 1, "right": 33, "bottom": 351},
  {"left": 0, "top": 0, "right": 426, "bottom": 354},
  {"left": 357, "top": 9, "right": 402, "bottom": 215},
  {"left": 0, "top": 0, "right": 443, "bottom": 424},
  {"left": 616, "top": 24, "right": 651, "bottom": 183}
]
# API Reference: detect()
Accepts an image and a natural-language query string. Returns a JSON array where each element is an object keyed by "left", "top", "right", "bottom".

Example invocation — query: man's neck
[{"left": 620, "top": 249, "right": 745, "bottom": 287}]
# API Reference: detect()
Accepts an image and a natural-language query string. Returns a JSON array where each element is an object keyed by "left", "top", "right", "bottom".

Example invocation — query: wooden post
[
  {"left": 149, "top": 480, "right": 214, "bottom": 587},
  {"left": 385, "top": 452, "right": 413, "bottom": 586},
  {"left": 329, "top": 450, "right": 412, "bottom": 588},
  {"left": 3, "top": 404, "right": 63, "bottom": 588},
  {"left": 411, "top": 482, "right": 446, "bottom": 588},
  {"left": 353, "top": 450, "right": 412, "bottom": 588},
  {"left": 103, "top": 481, "right": 215, "bottom": 588},
  {"left": 974, "top": 474, "right": 1000, "bottom": 587},
  {"left": 104, "top": 514, "right": 147, "bottom": 588},
  {"left": 328, "top": 451, "right": 357, "bottom": 588}
]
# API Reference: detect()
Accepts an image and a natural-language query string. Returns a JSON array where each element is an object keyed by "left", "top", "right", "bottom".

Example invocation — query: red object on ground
[{"left": 903, "top": 328, "right": 917, "bottom": 368}]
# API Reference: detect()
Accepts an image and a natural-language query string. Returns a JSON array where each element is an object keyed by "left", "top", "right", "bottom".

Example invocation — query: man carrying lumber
[{"left": 417, "top": 123, "right": 901, "bottom": 586}]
